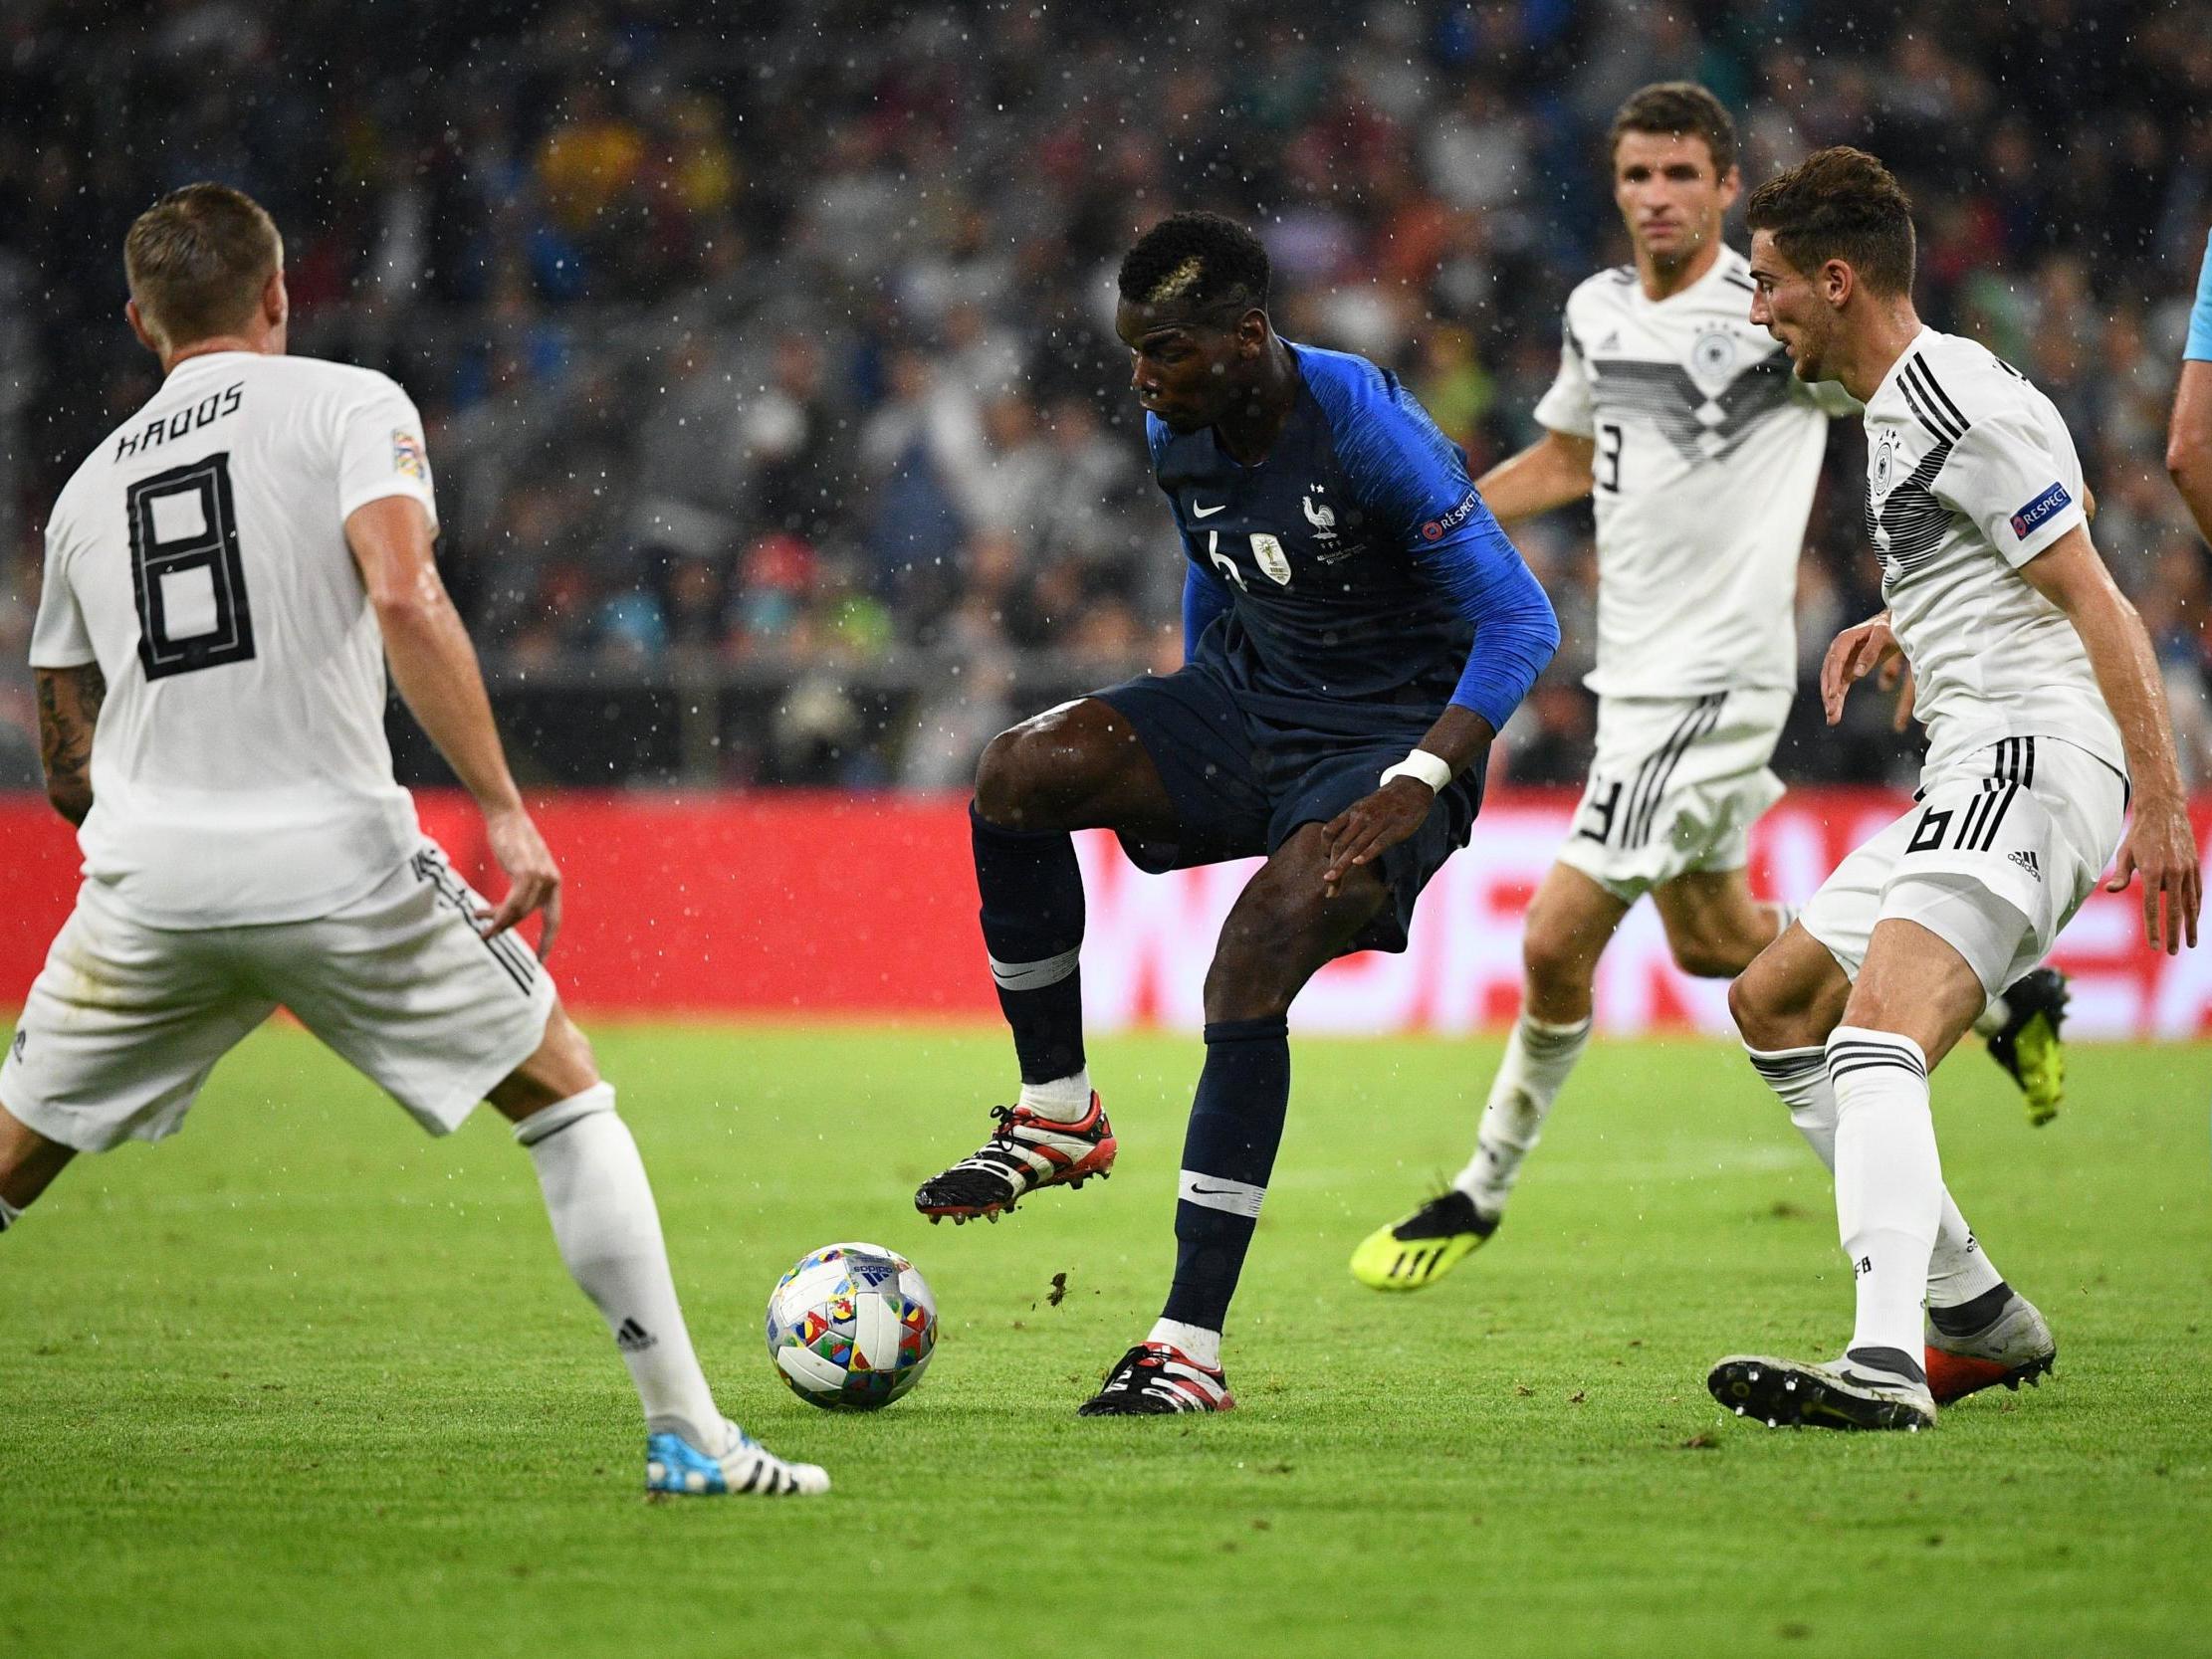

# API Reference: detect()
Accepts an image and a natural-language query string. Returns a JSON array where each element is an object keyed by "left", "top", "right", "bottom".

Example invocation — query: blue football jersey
[{"left": 1148, "top": 341, "right": 1555, "bottom": 735}]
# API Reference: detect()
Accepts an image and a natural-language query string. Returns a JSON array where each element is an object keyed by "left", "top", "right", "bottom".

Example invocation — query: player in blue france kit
[{"left": 911, "top": 211, "right": 1558, "bottom": 1415}]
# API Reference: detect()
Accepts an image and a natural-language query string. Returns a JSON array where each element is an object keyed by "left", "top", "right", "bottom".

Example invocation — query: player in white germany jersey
[
  {"left": 1354, "top": 86, "right": 1861, "bottom": 1290},
  {"left": 0, "top": 184, "right": 825, "bottom": 1497},
  {"left": 1708, "top": 147, "right": 2200, "bottom": 1432}
]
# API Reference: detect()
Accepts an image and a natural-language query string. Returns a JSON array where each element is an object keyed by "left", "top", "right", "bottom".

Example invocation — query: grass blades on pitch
[{"left": 4, "top": 1021, "right": 2210, "bottom": 1658}]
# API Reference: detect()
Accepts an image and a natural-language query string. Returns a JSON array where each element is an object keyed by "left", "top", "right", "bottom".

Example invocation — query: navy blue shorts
[{"left": 1091, "top": 660, "right": 1484, "bottom": 955}]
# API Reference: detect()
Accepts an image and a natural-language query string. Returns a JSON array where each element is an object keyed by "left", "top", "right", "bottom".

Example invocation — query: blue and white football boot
[{"left": 645, "top": 1418, "right": 830, "bottom": 1496}]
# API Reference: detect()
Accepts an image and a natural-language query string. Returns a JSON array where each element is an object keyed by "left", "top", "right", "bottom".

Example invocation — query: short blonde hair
[{"left": 124, "top": 183, "right": 282, "bottom": 348}]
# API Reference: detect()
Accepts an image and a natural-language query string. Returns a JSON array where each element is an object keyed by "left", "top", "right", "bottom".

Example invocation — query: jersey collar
[
  {"left": 1870, "top": 325, "right": 1938, "bottom": 409},
  {"left": 1635, "top": 243, "right": 1740, "bottom": 310}
]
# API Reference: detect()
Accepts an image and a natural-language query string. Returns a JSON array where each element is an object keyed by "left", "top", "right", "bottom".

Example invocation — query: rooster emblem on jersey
[
  {"left": 1302, "top": 491, "right": 1337, "bottom": 540},
  {"left": 1302, "top": 488, "right": 1353, "bottom": 563}
]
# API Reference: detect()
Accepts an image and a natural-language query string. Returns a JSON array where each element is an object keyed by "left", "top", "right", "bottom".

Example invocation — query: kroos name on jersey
[{"left": 114, "top": 381, "right": 243, "bottom": 461}]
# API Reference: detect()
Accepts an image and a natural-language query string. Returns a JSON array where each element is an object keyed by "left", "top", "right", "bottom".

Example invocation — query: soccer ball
[{"left": 765, "top": 1241, "right": 937, "bottom": 1410}]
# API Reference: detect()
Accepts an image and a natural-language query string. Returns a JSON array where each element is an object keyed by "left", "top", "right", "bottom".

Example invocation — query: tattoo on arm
[{"left": 36, "top": 664, "right": 105, "bottom": 824}]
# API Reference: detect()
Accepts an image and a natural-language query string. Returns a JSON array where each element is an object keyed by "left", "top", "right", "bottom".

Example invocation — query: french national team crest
[
  {"left": 1249, "top": 532, "right": 1292, "bottom": 585},
  {"left": 391, "top": 428, "right": 429, "bottom": 482}
]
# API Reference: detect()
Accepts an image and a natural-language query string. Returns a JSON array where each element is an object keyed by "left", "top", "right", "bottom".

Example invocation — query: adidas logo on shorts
[{"left": 2007, "top": 850, "right": 2042, "bottom": 881}]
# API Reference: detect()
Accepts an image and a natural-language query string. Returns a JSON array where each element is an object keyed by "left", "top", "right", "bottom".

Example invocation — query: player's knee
[
  {"left": 549, "top": 1010, "right": 597, "bottom": 1081},
  {"left": 1670, "top": 933, "right": 1748, "bottom": 979},
  {"left": 1202, "top": 957, "right": 1301, "bottom": 1022},
  {"left": 491, "top": 1006, "right": 599, "bottom": 1122},
  {"left": 1205, "top": 894, "right": 1337, "bottom": 1019},
  {"left": 974, "top": 722, "right": 1092, "bottom": 829},
  {"left": 1726, "top": 966, "right": 1764, "bottom": 1031},
  {"left": 1727, "top": 960, "right": 1797, "bottom": 1047},
  {"left": 1521, "top": 918, "right": 1596, "bottom": 1002},
  {"left": 972, "top": 726, "right": 1035, "bottom": 825}
]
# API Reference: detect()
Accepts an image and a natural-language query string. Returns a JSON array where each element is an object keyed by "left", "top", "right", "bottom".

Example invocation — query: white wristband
[{"left": 1379, "top": 748, "right": 1453, "bottom": 793}]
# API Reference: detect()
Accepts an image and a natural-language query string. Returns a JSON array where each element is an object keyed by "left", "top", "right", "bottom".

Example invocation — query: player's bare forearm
[
  {"left": 1474, "top": 431, "right": 1595, "bottom": 525},
  {"left": 2023, "top": 526, "right": 2200, "bottom": 949},
  {"left": 1820, "top": 612, "right": 1901, "bottom": 724},
  {"left": 2024, "top": 530, "right": 2185, "bottom": 806},
  {"left": 377, "top": 598, "right": 524, "bottom": 810},
  {"left": 348, "top": 496, "right": 562, "bottom": 952},
  {"left": 345, "top": 496, "right": 523, "bottom": 815},
  {"left": 1413, "top": 704, "right": 1497, "bottom": 779},
  {"left": 35, "top": 663, "right": 105, "bottom": 825},
  {"left": 2167, "top": 359, "right": 2212, "bottom": 547},
  {"left": 1319, "top": 707, "right": 1495, "bottom": 894}
]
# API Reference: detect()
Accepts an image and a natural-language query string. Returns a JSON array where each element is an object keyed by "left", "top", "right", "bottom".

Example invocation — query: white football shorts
[
  {"left": 1801, "top": 735, "right": 2127, "bottom": 997},
  {"left": 1556, "top": 688, "right": 1792, "bottom": 902},
  {"left": 1, "top": 841, "right": 555, "bottom": 1151}
]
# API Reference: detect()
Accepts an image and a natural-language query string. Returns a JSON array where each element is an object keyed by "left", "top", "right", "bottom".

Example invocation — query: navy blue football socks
[
  {"left": 1162, "top": 1015, "right": 1291, "bottom": 1332},
  {"left": 971, "top": 804, "right": 1087, "bottom": 1087}
]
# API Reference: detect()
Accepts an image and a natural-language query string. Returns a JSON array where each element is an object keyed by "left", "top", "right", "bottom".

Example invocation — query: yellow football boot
[
  {"left": 1985, "top": 967, "right": 2069, "bottom": 1127},
  {"left": 1350, "top": 1189, "right": 1498, "bottom": 1291}
]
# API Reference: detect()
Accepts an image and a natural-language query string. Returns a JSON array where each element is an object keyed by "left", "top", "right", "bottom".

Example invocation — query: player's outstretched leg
[
  {"left": 495, "top": 1006, "right": 826, "bottom": 1496},
  {"left": 1083, "top": 825, "right": 1383, "bottom": 1416},
  {"left": 1974, "top": 966, "right": 2071, "bottom": 1126},
  {"left": 0, "top": 1101, "right": 77, "bottom": 1234},
  {"left": 1730, "top": 923, "right": 2048, "bottom": 1402},
  {"left": 916, "top": 699, "right": 1179, "bottom": 1224},
  {"left": 1353, "top": 864, "right": 1621, "bottom": 1290},
  {"left": 1713, "top": 919, "right": 2000, "bottom": 1432}
]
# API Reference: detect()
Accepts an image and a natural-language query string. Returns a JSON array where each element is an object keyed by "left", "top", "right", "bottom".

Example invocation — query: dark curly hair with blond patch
[{"left": 1117, "top": 210, "right": 1269, "bottom": 317}]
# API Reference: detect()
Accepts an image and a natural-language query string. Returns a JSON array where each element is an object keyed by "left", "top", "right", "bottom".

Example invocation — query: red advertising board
[{"left": 5, "top": 789, "right": 2210, "bottom": 1036}]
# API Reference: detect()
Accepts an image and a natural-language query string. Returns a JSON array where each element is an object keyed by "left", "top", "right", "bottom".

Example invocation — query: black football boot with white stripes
[
  {"left": 1076, "top": 1342, "right": 1235, "bottom": 1415},
  {"left": 913, "top": 1094, "right": 1117, "bottom": 1223}
]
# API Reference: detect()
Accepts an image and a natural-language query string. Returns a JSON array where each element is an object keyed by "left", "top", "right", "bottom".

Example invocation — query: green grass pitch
[{"left": 5, "top": 1020, "right": 2210, "bottom": 1656}]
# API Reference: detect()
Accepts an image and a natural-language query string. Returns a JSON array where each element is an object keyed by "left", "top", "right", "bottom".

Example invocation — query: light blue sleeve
[{"left": 2188, "top": 228, "right": 2212, "bottom": 362}]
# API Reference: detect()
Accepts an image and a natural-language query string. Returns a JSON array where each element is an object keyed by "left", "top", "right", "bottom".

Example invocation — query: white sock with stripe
[
  {"left": 1017, "top": 1069, "right": 1093, "bottom": 1122},
  {"left": 1827, "top": 1028, "right": 1941, "bottom": 1380},
  {"left": 1455, "top": 1011, "right": 1593, "bottom": 1214},
  {"left": 1146, "top": 1317, "right": 1221, "bottom": 1370},
  {"left": 517, "top": 1084, "right": 723, "bottom": 1448},
  {"left": 1746, "top": 1043, "right": 2003, "bottom": 1310}
]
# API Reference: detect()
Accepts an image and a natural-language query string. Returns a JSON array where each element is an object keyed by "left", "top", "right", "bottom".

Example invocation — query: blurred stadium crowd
[{"left": 3, "top": 0, "right": 2211, "bottom": 790}]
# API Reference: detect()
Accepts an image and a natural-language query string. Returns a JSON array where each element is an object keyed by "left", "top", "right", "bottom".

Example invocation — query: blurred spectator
[{"left": 0, "top": 0, "right": 2206, "bottom": 788}]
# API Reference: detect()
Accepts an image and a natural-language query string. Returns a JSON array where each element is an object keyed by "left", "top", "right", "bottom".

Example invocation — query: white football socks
[
  {"left": 1745, "top": 1042, "right": 2003, "bottom": 1310},
  {"left": 1147, "top": 1317, "right": 1221, "bottom": 1370},
  {"left": 1827, "top": 1028, "right": 1942, "bottom": 1369},
  {"left": 0, "top": 1194, "right": 20, "bottom": 1233},
  {"left": 1018, "top": 1069, "right": 1093, "bottom": 1123},
  {"left": 1454, "top": 1012, "right": 1593, "bottom": 1215},
  {"left": 517, "top": 1083, "right": 722, "bottom": 1448},
  {"left": 1925, "top": 1191, "right": 2005, "bottom": 1308},
  {"left": 1744, "top": 1045, "right": 1835, "bottom": 1160}
]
